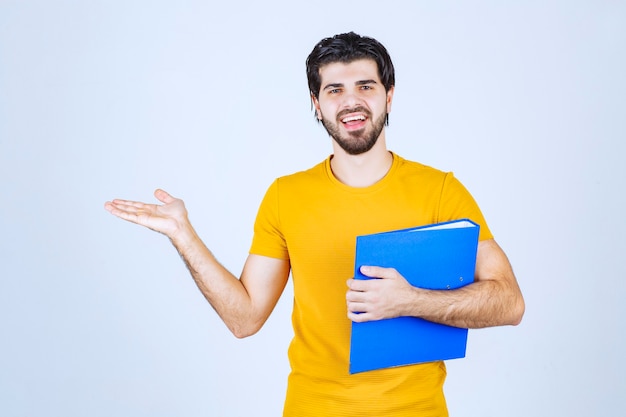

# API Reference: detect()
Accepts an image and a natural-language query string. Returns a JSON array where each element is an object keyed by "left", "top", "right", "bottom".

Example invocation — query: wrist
[
  {"left": 404, "top": 286, "right": 426, "bottom": 318},
  {"left": 169, "top": 219, "right": 197, "bottom": 247}
]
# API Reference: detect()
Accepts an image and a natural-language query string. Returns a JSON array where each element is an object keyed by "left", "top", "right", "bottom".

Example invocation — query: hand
[
  {"left": 104, "top": 189, "right": 189, "bottom": 238},
  {"left": 346, "top": 266, "right": 417, "bottom": 323}
]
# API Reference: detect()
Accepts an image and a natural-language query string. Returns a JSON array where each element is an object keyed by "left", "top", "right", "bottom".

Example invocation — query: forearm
[
  {"left": 105, "top": 190, "right": 288, "bottom": 338},
  {"left": 407, "top": 279, "right": 524, "bottom": 329},
  {"left": 169, "top": 224, "right": 257, "bottom": 337}
]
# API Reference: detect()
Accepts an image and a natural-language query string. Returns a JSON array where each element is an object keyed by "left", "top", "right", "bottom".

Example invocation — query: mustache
[{"left": 337, "top": 106, "right": 371, "bottom": 119}]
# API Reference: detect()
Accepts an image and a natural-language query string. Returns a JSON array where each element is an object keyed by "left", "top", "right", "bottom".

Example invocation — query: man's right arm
[{"left": 104, "top": 189, "right": 290, "bottom": 338}]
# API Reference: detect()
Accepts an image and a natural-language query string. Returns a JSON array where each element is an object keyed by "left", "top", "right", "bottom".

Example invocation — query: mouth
[
  {"left": 340, "top": 113, "right": 368, "bottom": 130},
  {"left": 341, "top": 114, "right": 367, "bottom": 123}
]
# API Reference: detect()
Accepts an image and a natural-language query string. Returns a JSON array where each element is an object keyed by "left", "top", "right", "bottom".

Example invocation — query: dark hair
[{"left": 306, "top": 32, "right": 395, "bottom": 100}]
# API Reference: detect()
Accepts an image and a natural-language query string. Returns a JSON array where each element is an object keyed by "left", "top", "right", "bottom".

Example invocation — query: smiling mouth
[
  {"left": 340, "top": 113, "right": 368, "bottom": 130},
  {"left": 341, "top": 115, "right": 366, "bottom": 123}
]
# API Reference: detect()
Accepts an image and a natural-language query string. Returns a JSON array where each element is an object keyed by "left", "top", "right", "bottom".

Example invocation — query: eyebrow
[
  {"left": 322, "top": 83, "right": 344, "bottom": 91},
  {"left": 355, "top": 79, "right": 378, "bottom": 86},
  {"left": 322, "top": 79, "right": 379, "bottom": 91}
]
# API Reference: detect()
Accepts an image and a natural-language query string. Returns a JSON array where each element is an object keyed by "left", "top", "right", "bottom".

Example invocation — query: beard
[{"left": 320, "top": 107, "right": 387, "bottom": 155}]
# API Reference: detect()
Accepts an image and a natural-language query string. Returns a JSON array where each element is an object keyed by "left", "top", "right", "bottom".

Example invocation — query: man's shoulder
[
  {"left": 393, "top": 153, "right": 450, "bottom": 179},
  {"left": 276, "top": 159, "right": 328, "bottom": 185}
]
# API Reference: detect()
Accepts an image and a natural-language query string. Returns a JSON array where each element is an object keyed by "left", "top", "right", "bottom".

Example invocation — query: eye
[
  {"left": 329, "top": 88, "right": 341, "bottom": 94},
  {"left": 360, "top": 85, "right": 372, "bottom": 91}
]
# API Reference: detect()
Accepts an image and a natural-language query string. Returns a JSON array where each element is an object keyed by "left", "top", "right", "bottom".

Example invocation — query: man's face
[{"left": 313, "top": 59, "right": 394, "bottom": 155}]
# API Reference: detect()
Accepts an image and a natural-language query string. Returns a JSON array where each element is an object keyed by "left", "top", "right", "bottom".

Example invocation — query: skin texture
[{"left": 104, "top": 58, "right": 524, "bottom": 338}]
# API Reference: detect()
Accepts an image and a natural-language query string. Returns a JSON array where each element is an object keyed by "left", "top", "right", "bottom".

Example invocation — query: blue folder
[{"left": 349, "top": 219, "right": 480, "bottom": 374}]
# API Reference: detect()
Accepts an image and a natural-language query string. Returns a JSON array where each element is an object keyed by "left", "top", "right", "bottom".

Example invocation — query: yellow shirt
[{"left": 250, "top": 153, "right": 492, "bottom": 417}]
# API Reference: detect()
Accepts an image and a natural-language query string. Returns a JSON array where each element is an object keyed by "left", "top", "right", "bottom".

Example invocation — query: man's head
[
  {"left": 306, "top": 32, "right": 395, "bottom": 102},
  {"left": 306, "top": 32, "right": 396, "bottom": 155}
]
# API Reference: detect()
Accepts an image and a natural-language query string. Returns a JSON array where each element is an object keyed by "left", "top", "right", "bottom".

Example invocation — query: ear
[
  {"left": 311, "top": 93, "right": 322, "bottom": 120},
  {"left": 386, "top": 86, "right": 395, "bottom": 114}
]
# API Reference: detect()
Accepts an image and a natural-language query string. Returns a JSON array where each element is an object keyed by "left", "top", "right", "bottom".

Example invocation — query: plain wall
[{"left": 1, "top": 1, "right": 624, "bottom": 416}]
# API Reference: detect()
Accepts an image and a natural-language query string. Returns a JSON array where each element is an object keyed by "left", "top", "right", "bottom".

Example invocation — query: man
[{"left": 105, "top": 32, "right": 524, "bottom": 416}]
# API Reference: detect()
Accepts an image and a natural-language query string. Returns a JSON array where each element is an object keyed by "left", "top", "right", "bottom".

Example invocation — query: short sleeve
[
  {"left": 249, "top": 179, "right": 290, "bottom": 260},
  {"left": 438, "top": 172, "right": 494, "bottom": 241}
]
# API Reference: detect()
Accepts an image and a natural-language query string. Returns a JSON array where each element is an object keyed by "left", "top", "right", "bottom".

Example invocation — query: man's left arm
[{"left": 346, "top": 239, "right": 525, "bottom": 328}]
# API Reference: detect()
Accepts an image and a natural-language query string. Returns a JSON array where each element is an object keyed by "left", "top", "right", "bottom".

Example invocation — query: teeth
[{"left": 342, "top": 115, "right": 366, "bottom": 123}]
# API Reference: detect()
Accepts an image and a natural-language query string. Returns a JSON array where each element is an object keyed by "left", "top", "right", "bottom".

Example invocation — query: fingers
[
  {"left": 104, "top": 189, "right": 173, "bottom": 218},
  {"left": 346, "top": 280, "right": 372, "bottom": 318},
  {"left": 346, "top": 290, "right": 382, "bottom": 322},
  {"left": 104, "top": 189, "right": 173, "bottom": 210},
  {"left": 346, "top": 277, "right": 368, "bottom": 293},
  {"left": 105, "top": 199, "right": 146, "bottom": 210},
  {"left": 103, "top": 200, "right": 146, "bottom": 223},
  {"left": 104, "top": 190, "right": 188, "bottom": 239},
  {"left": 359, "top": 265, "right": 399, "bottom": 279},
  {"left": 104, "top": 199, "right": 147, "bottom": 213},
  {"left": 348, "top": 310, "right": 374, "bottom": 323},
  {"left": 346, "top": 267, "right": 408, "bottom": 323},
  {"left": 346, "top": 292, "right": 369, "bottom": 322},
  {"left": 346, "top": 266, "right": 399, "bottom": 292}
]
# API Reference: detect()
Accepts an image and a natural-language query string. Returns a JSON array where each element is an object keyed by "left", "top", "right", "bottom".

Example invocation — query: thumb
[{"left": 154, "top": 188, "right": 175, "bottom": 204}]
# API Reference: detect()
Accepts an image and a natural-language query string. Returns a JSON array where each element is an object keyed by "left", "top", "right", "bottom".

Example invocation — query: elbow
[
  {"left": 223, "top": 307, "right": 271, "bottom": 338},
  {"left": 232, "top": 328, "right": 257, "bottom": 339},
  {"left": 230, "top": 321, "right": 263, "bottom": 339},
  {"left": 508, "top": 295, "right": 525, "bottom": 326}
]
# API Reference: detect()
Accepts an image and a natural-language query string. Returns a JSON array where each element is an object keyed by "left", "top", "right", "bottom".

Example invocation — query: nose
[{"left": 340, "top": 89, "right": 363, "bottom": 110}]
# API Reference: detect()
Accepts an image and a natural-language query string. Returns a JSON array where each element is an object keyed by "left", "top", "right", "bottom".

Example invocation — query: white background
[{"left": 1, "top": 1, "right": 624, "bottom": 416}]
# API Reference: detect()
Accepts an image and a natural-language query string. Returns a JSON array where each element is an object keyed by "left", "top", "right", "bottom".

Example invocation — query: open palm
[{"left": 104, "top": 189, "right": 188, "bottom": 238}]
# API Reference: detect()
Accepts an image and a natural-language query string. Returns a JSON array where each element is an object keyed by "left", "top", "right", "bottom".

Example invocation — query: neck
[{"left": 330, "top": 138, "right": 393, "bottom": 187}]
